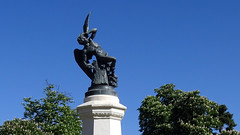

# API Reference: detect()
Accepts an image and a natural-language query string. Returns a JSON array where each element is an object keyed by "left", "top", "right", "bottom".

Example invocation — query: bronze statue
[{"left": 74, "top": 13, "right": 118, "bottom": 97}]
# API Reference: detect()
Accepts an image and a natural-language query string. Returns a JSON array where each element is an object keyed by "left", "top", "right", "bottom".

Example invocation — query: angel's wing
[{"left": 83, "top": 12, "right": 91, "bottom": 33}]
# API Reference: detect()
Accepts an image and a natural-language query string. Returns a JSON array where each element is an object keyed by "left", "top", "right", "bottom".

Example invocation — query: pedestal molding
[{"left": 77, "top": 94, "right": 126, "bottom": 135}]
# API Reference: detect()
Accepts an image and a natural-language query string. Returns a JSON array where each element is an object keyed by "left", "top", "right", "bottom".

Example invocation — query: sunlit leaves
[
  {"left": 22, "top": 84, "right": 82, "bottom": 134},
  {"left": 0, "top": 118, "right": 53, "bottom": 135},
  {"left": 138, "top": 84, "right": 238, "bottom": 135}
]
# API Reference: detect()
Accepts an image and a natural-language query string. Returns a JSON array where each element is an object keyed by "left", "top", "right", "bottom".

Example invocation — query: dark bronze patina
[{"left": 74, "top": 13, "right": 118, "bottom": 97}]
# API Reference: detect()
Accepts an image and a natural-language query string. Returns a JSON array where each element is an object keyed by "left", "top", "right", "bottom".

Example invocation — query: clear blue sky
[{"left": 1, "top": 1, "right": 240, "bottom": 134}]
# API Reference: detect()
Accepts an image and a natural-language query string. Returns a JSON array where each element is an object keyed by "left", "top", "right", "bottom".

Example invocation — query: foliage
[
  {"left": 22, "top": 84, "right": 82, "bottom": 135},
  {"left": 219, "top": 130, "right": 240, "bottom": 135},
  {"left": 138, "top": 84, "right": 237, "bottom": 135},
  {"left": 0, "top": 118, "right": 53, "bottom": 135},
  {"left": 217, "top": 105, "right": 237, "bottom": 132}
]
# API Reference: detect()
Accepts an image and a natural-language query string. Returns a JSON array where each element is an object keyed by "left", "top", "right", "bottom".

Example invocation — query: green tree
[
  {"left": 138, "top": 84, "right": 237, "bottom": 135},
  {"left": 0, "top": 118, "right": 53, "bottom": 135},
  {"left": 219, "top": 130, "right": 240, "bottom": 135},
  {"left": 217, "top": 105, "right": 237, "bottom": 133},
  {"left": 22, "top": 84, "right": 82, "bottom": 135}
]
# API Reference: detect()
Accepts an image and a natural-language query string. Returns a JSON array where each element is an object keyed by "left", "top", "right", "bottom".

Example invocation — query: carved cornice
[
  {"left": 77, "top": 98, "right": 127, "bottom": 120},
  {"left": 78, "top": 108, "right": 125, "bottom": 120},
  {"left": 92, "top": 111, "right": 124, "bottom": 119}
]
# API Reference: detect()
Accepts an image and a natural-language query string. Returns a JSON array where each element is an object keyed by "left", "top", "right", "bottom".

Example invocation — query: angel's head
[{"left": 77, "top": 33, "right": 89, "bottom": 45}]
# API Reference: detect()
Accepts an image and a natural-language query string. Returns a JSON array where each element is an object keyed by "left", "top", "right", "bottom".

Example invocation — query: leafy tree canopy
[
  {"left": 0, "top": 118, "right": 53, "bottom": 135},
  {"left": 138, "top": 84, "right": 238, "bottom": 135},
  {"left": 22, "top": 84, "right": 82, "bottom": 134}
]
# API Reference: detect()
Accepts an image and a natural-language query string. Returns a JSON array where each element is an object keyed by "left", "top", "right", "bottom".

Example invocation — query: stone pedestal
[{"left": 77, "top": 95, "right": 127, "bottom": 135}]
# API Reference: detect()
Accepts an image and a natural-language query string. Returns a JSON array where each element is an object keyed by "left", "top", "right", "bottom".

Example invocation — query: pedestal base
[
  {"left": 77, "top": 95, "right": 127, "bottom": 135},
  {"left": 85, "top": 85, "right": 117, "bottom": 97}
]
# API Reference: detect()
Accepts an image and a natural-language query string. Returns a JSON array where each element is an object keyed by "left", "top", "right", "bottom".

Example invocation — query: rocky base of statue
[{"left": 77, "top": 95, "right": 127, "bottom": 135}]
